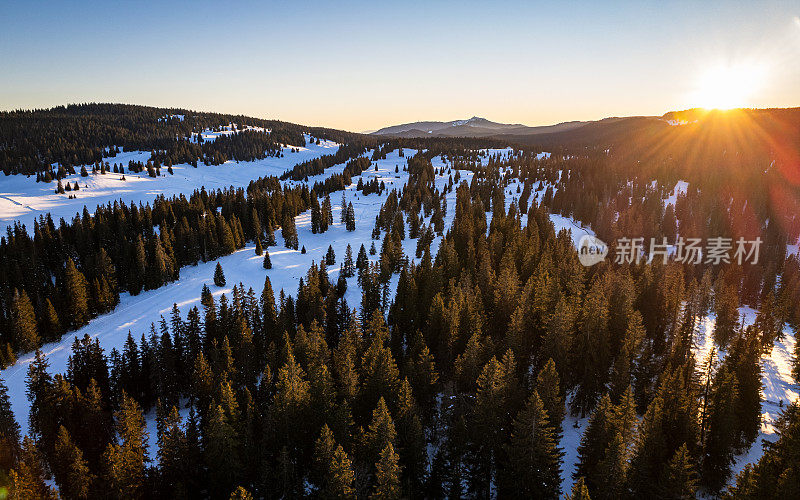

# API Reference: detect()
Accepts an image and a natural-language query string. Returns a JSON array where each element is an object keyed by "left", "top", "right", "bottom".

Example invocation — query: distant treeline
[{"left": 0, "top": 103, "right": 370, "bottom": 175}]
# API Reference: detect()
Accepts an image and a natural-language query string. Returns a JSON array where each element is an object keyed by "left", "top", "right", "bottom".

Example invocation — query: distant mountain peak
[{"left": 371, "top": 116, "right": 585, "bottom": 138}]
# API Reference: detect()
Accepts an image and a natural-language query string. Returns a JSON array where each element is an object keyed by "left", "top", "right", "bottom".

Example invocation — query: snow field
[{"left": 0, "top": 134, "right": 339, "bottom": 234}]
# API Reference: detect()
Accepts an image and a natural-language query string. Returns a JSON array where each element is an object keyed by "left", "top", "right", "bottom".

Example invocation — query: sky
[{"left": 1, "top": 0, "right": 800, "bottom": 132}]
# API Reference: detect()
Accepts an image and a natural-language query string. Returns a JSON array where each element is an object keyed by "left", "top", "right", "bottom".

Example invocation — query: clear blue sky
[{"left": 1, "top": 0, "right": 799, "bottom": 131}]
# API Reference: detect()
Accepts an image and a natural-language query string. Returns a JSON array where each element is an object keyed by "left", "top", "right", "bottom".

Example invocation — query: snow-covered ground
[
  {"left": 665, "top": 180, "right": 689, "bottom": 206},
  {"left": 0, "top": 148, "right": 476, "bottom": 457},
  {"left": 1, "top": 143, "right": 792, "bottom": 491},
  {"left": 0, "top": 134, "right": 338, "bottom": 233},
  {"left": 192, "top": 124, "right": 269, "bottom": 143},
  {"left": 692, "top": 306, "right": 798, "bottom": 481}
]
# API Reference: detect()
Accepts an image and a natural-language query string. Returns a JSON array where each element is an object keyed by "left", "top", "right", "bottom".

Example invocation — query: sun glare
[{"left": 691, "top": 63, "right": 767, "bottom": 110}]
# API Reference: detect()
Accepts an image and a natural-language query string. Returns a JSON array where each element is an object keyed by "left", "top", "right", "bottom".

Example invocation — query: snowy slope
[
  {"left": 7, "top": 142, "right": 787, "bottom": 495},
  {"left": 0, "top": 135, "right": 338, "bottom": 234},
  {"left": 0, "top": 149, "right": 476, "bottom": 452}
]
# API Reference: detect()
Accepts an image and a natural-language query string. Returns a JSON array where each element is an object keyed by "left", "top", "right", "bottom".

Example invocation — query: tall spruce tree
[
  {"left": 214, "top": 262, "right": 227, "bottom": 287},
  {"left": 0, "top": 376, "right": 21, "bottom": 476},
  {"left": 499, "top": 390, "right": 562, "bottom": 498},
  {"left": 52, "top": 425, "right": 93, "bottom": 499},
  {"left": 64, "top": 258, "right": 90, "bottom": 329},
  {"left": 371, "top": 443, "right": 401, "bottom": 500},
  {"left": 8, "top": 436, "right": 56, "bottom": 499},
  {"left": 312, "top": 424, "right": 356, "bottom": 498},
  {"left": 282, "top": 213, "right": 299, "bottom": 250},
  {"left": 700, "top": 365, "right": 739, "bottom": 492},
  {"left": 11, "top": 289, "right": 39, "bottom": 352},
  {"left": 102, "top": 393, "right": 148, "bottom": 498},
  {"left": 726, "top": 402, "right": 800, "bottom": 498}
]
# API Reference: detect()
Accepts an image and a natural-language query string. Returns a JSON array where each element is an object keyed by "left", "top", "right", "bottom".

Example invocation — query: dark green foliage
[
  {"left": 263, "top": 249, "right": 272, "bottom": 269},
  {"left": 214, "top": 262, "right": 226, "bottom": 287},
  {"left": 3, "top": 136, "right": 800, "bottom": 499},
  {"left": 726, "top": 402, "right": 800, "bottom": 498},
  {"left": 325, "top": 245, "right": 336, "bottom": 266},
  {"left": 11, "top": 289, "right": 38, "bottom": 352},
  {"left": 499, "top": 391, "right": 562, "bottom": 498},
  {"left": 700, "top": 365, "right": 739, "bottom": 492},
  {"left": 0, "top": 377, "right": 21, "bottom": 477}
]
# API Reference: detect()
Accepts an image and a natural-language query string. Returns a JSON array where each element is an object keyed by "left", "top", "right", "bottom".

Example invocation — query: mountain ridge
[{"left": 371, "top": 116, "right": 588, "bottom": 138}]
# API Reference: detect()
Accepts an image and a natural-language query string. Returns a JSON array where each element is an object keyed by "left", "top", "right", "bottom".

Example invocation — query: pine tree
[
  {"left": 574, "top": 393, "right": 614, "bottom": 495},
  {"left": 713, "top": 281, "right": 739, "bottom": 348},
  {"left": 263, "top": 249, "right": 272, "bottom": 269},
  {"left": 8, "top": 436, "right": 56, "bottom": 499},
  {"left": 701, "top": 365, "right": 739, "bottom": 491},
  {"left": 755, "top": 291, "right": 782, "bottom": 351},
  {"left": 664, "top": 443, "right": 698, "bottom": 499},
  {"left": 567, "top": 477, "right": 592, "bottom": 500},
  {"left": 357, "top": 244, "right": 369, "bottom": 270},
  {"left": 627, "top": 368, "right": 699, "bottom": 497},
  {"left": 342, "top": 244, "right": 355, "bottom": 278},
  {"left": 214, "top": 262, "right": 226, "bottom": 287},
  {"left": 371, "top": 443, "right": 401, "bottom": 500},
  {"left": 11, "top": 289, "right": 39, "bottom": 352},
  {"left": 322, "top": 194, "right": 333, "bottom": 231},
  {"left": 282, "top": 213, "right": 299, "bottom": 250},
  {"left": 218, "top": 216, "right": 237, "bottom": 255},
  {"left": 0, "top": 376, "right": 21, "bottom": 475},
  {"left": 52, "top": 425, "right": 93, "bottom": 499},
  {"left": 469, "top": 354, "right": 520, "bottom": 496},
  {"left": 536, "top": 358, "right": 565, "bottom": 442},
  {"left": 41, "top": 298, "right": 61, "bottom": 342},
  {"left": 102, "top": 393, "right": 148, "bottom": 498},
  {"left": 499, "top": 391, "right": 562, "bottom": 498},
  {"left": 312, "top": 424, "right": 356, "bottom": 498},
  {"left": 727, "top": 402, "right": 800, "bottom": 498},
  {"left": 359, "top": 317, "right": 401, "bottom": 413},
  {"left": 25, "top": 349, "right": 52, "bottom": 442},
  {"left": 272, "top": 348, "right": 311, "bottom": 450},
  {"left": 395, "top": 378, "right": 427, "bottom": 495},
  {"left": 266, "top": 221, "right": 276, "bottom": 246},
  {"left": 570, "top": 278, "right": 611, "bottom": 417},
  {"left": 724, "top": 326, "right": 763, "bottom": 450},
  {"left": 326, "top": 245, "right": 336, "bottom": 265},
  {"left": 64, "top": 258, "right": 89, "bottom": 329},
  {"left": 346, "top": 202, "right": 356, "bottom": 231},
  {"left": 255, "top": 238, "right": 263, "bottom": 256},
  {"left": 204, "top": 404, "right": 241, "bottom": 497},
  {"left": 365, "top": 397, "right": 397, "bottom": 467},
  {"left": 311, "top": 195, "right": 322, "bottom": 233}
]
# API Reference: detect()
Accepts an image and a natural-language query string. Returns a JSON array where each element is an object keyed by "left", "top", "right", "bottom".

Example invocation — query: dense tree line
[
  {"left": 0, "top": 179, "right": 313, "bottom": 367},
  {"left": 3, "top": 145, "right": 797, "bottom": 498},
  {"left": 0, "top": 103, "right": 370, "bottom": 175},
  {"left": 2, "top": 110, "right": 800, "bottom": 498}
]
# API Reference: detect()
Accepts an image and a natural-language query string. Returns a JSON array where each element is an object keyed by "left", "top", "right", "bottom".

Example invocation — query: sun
[{"left": 690, "top": 63, "right": 767, "bottom": 110}]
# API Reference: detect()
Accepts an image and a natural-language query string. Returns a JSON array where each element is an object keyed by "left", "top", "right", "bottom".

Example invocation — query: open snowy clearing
[
  {"left": 0, "top": 148, "right": 473, "bottom": 453},
  {"left": 0, "top": 134, "right": 338, "bottom": 233}
]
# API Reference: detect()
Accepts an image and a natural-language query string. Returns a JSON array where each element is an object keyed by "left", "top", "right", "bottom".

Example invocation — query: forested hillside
[
  {"left": 1, "top": 105, "right": 799, "bottom": 499},
  {"left": 0, "top": 103, "right": 374, "bottom": 175}
]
